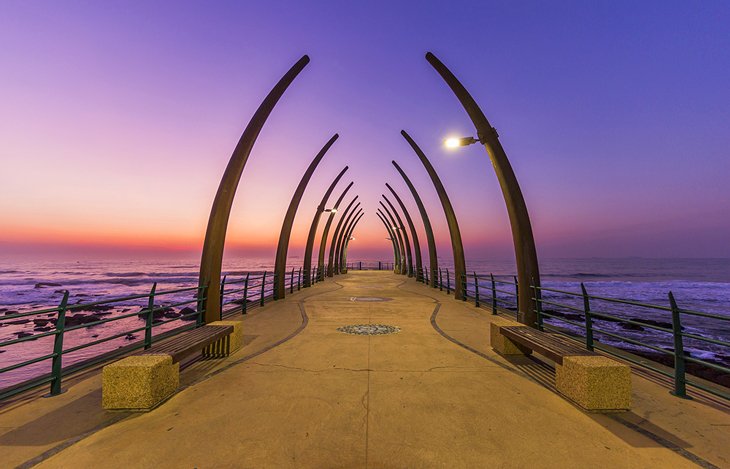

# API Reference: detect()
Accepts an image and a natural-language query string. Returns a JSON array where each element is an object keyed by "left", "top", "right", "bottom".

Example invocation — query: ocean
[{"left": 1, "top": 257, "right": 729, "bottom": 389}]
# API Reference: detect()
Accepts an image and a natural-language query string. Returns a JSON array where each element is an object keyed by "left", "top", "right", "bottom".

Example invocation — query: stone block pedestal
[
  {"left": 102, "top": 355, "right": 179, "bottom": 411},
  {"left": 556, "top": 355, "right": 631, "bottom": 411}
]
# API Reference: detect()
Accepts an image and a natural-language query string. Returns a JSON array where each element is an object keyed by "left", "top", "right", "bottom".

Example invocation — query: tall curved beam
[
  {"left": 377, "top": 208, "right": 402, "bottom": 274},
  {"left": 335, "top": 207, "right": 362, "bottom": 275},
  {"left": 376, "top": 212, "right": 399, "bottom": 270},
  {"left": 386, "top": 183, "right": 423, "bottom": 281},
  {"left": 303, "top": 166, "right": 349, "bottom": 287},
  {"left": 273, "top": 134, "right": 339, "bottom": 299},
  {"left": 334, "top": 204, "right": 361, "bottom": 275},
  {"left": 317, "top": 181, "right": 354, "bottom": 281},
  {"left": 392, "top": 161, "right": 438, "bottom": 287},
  {"left": 426, "top": 52, "right": 540, "bottom": 325},
  {"left": 401, "top": 130, "right": 466, "bottom": 299},
  {"left": 382, "top": 194, "right": 413, "bottom": 277},
  {"left": 327, "top": 196, "right": 358, "bottom": 277},
  {"left": 199, "top": 55, "right": 310, "bottom": 323},
  {"left": 340, "top": 212, "right": 364, "bottom": 272},
  {"left": 379, "top": 201, "right": 407, "bottom": 275}
]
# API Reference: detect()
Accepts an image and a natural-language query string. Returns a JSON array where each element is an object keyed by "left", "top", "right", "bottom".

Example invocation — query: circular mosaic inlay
[
  {"left": 349, "top": 296, "right": 392, "bottom": 302},
  {"left": 337, "top": 324, "right": 400, "bottom": 335}
]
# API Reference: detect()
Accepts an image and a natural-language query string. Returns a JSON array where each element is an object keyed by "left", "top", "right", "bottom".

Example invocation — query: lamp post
[
  {"left": 401, "top": 130, "right": 466, "bottom": 300},
  {"left": 303, "top": 167, "right": 348, "bottom": 288},
  {"left": 386, "top": 183, "right": 423, "bottom": 282},
  {"left": 328, "top": 196, "right": 359, "bottom": 277},
  {"left": 392, "top": 161, "right": 438, "bottom": 288},
  {"left": 273, "top": 134, "right": 339, "bottom": 300},
  {"left": 317, "top": 182, "right": 354, "bottom": 281},
  {"left": 198, "top": 55, "right": 310, "bottom": 323},
  {"left": 382, "top": 195, "right": 413, "bottom": 277},
  {"left": 426, "top": 51, "right": 540, "bottom": 326}
]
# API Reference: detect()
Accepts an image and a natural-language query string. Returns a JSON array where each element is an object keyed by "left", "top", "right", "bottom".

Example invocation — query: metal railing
[
  {"left": 345, "top": 261, "right": 395, "bottom": 271},
  {"left": 0, "top": 267, "right": 307, "bottom": 402},
  {"left": 450, "top": 271, "right": 729, "bottom": 401}
]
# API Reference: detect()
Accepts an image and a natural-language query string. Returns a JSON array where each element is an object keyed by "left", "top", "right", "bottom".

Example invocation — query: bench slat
[
  {"left": 140, "top": 325, "right": 233, "bottom": 363},
  {"left": 500, "top": 326, "right": 595, "bottom": 365}
]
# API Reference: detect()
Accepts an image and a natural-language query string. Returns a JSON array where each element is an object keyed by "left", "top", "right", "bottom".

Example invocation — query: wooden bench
[
  {"left": 140, "top": 324, "right": 233, "bottom": 362},
  {"left": 492, "top": 322, "right": 631, "bottom": 412},
  {"left": 102, "top": 320, "right": 243, "bottom": 411}
]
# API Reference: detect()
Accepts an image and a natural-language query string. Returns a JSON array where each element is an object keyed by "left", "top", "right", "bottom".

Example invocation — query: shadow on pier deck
[{"left": 1, "top": 271, "right": 728, "bottom": 468}]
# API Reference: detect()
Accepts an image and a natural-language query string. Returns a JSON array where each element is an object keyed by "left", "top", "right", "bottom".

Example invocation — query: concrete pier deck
[{"left": 1, "top": 271, "right": 728, "bottom": 468}]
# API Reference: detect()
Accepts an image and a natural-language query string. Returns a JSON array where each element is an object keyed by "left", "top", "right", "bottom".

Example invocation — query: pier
[{"left": 1, "top": 271, "right": 727, "bottom": 467}]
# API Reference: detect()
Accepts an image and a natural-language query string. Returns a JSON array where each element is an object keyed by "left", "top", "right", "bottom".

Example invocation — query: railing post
[
  {"left": 242, "top": 273, "right": 250, "bottom": 315},
  {"left": 532, "top": 277, "right": 542, "bottom": 331},
  {"left": 290, "top": 268, "right": 295, "bottom": 294},
  {"left": 144, "top": 282, "right": 157, "bottom": 350},
  {"left": 439, "top": 268, "right": 443, "bottom": 291},
  {"left": 446, "top": 269, "right": 451, "bottom": 294},
  {"left": 514, "top": 275, "right": 519, "bottom": 312},
  {"left": 473, "top": 272, "right": 480, "bottom": 307},
  {"left": 196, "top": 284, "right": 206, "bottom": 325},
  {"left": 49, "top": 291, "right": 69, "bottom": 396},
  {"left": 298, "top": 268, "right": 302, "bottom": 290},
  {"left": 260, "top": 271, "right": 267, "bottom": 306},
  {"left": 580, "top": 283, "right": 593, "bottom": 351},
  {"left": 490, "top": 273, "right": 497, "bottom": 315},
  {"left": 669, "top": 292, "right": 690, "bottom": 399},
  {"left": 219, "top": 275, "right": 226, "bottom": 320}
]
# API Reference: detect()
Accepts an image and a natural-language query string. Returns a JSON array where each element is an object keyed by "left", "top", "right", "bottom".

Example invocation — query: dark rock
[
  {"left": 179, "top": 307, "right": 198, "bottom": 321},
  {"left": 0, "top": 308, "right": 6, "bottom": 312},
  {"left": 78, "top": 304, "right": 114, "bottom": 313},
  {"left": 15, "top": 331, "right": 33, "bottom": 338},
  {"left": 137, "top": 305, "right": 173, "bottom": 320},
  {"left": 33, "top": 319, "right": 50, "bottom": 326},
  {"left": 91, "top": 334, "right": 99, "bottom": 338},
  {"left": 0, "top": 350, "right": 5, "bottom": 353},
  {"left": 620, "top": 323, "right": 645, "bottom": 332},
  {"left": 34, "top": 282, "right": 62, "bottom": 288},
  {"left": 6, "top": 319, "right": 30, "bottom": 325},
  {"left": 64, "top": 314, "right": 102, "bottom": 327},
  {"left": 125, "top": 333, "right": 138, "bottom": 340},
  {"left": 629, "top": 318, "right": 676, "bottom": 330},
  {"left": 4, "top": 310, "right": 19, "bottom": 315},
  {"left": 34, "top": 326, "right": 52, "bottom": 332}
]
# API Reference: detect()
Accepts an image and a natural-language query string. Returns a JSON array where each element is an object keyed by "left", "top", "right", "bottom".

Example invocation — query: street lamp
[
  {"left": 324, "top": 208, "right": 338, "bottom": 213},
  {"left": 444, "top": 136, "right": 481, "bottom": 148}
]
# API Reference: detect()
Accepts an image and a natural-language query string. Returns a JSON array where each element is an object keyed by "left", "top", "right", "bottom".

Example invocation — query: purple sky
[{"left": 1, "top": 0, "right": 729, "bottom": 263}]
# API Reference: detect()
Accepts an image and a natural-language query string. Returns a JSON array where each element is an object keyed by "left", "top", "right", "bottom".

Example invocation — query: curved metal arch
[
  {"left": 425, "top": 52, "right": 540, "bottom": 325},
  {"left": 334, "top": 203, "right": 361, "bottom": 275},
  {"left": 303, "top": 166, "right": 348, "bottom": 287},
  {"left": 273, "top": 134, "right": 339, "bottom": 299},
  {"left": 376, "top": 211, "right": 399, "bottom": 270},
  {"left": 386, "top": 183, "right": 423, "bottom": 281},
  {"left": 377, "top": 208, "right": 402, "bottom": 274},
  {"left": 327, "top": 196, "right": 358, "bottom": 277},
  {"left": 392, "top": 161, "right": 438, "bottom": 287},
  {"left": 379, "top": 201, "right": 407, "bottom": 276},
  {"left": 199, "top": 55, "right": 310, "bottom": 323},
  {"left": 340, "top": 212, "right": 364, "bottom": 272},
  {"left": 382, "top": 194, "right": 413, "bottom": 277},
  {"left": 401, "top": 130, "right": 466, "bottom": 299},
  {"left": 317, "top": 181, "right": 354, "bottom": 281}
]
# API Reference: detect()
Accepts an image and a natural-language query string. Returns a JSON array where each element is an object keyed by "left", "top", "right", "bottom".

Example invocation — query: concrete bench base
[
  {"left": 489, "top": 317, "right": 529, "bottom": 356},
  {"left": 203, "top": 320, "right": 243, "bottom": 358},
  {"left": 556, "top": 355, "right": 631, "bottom": 411},
  {"left": 102, "top": 355, "right": 179, "bottom": 411}
]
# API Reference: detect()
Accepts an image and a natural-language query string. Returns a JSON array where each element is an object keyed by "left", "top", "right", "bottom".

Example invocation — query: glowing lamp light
[{"left": 444, "top": 136, "right": 480, "bottom": 148}]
